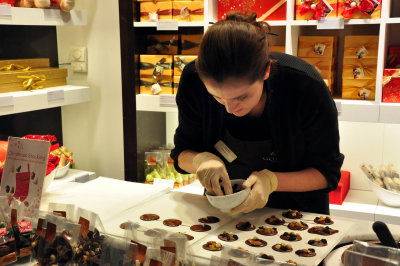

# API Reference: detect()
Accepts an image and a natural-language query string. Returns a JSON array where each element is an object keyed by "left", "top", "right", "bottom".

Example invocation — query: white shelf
[
  {"left": 133, "top": 21, "right": 205, "bottom": 28},
  {"left": 0, "top": 7, "right": 86, "bottom": 26},
  {"left": 290, "top": 18, "right": 382, "bottom": 26},
  {"left": 387, "top": 17, "right": 400, "bottom": 24},
  {"left": 335, "top": 99, "right": 380, "bottom": 122},
  {"left": 380, "top": 103, "right": 400, "bottom": 123},
  {"left": 136, "top": 94, "right": 178, "bottom": 112},
  {"left": 0, "top": 85, "right": 90, "bottom": 116}
]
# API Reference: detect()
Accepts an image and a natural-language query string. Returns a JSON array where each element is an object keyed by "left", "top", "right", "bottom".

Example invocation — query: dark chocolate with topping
[
  {"left": 235, "top": 221, "right": 255, "bottom": 231},
  {"left": 258, "top": 253, "right": 275, "bottom": 261},
  {"left": 162, "top": 219, "right": 182, "bottom": 227},
  {"left": 265, "top": 215, "right": 285, "bottom": 225},
  {"left": 282, "top": 209, "right": 303, "bottom": 219},
  {"left": 140, "top": 214, "right": 160, "bottom": 221},
  {"left": 272, "top": 243, "right": 293, "bottom": 252},
  {"left": 295, "top": 248, "right": 316, "bottom": 257},
  {"left": 198, "top": 216, "right": 220, "bottom": 223},
  {"left": 288, "top": 221, "right": 308, "bottom": 231},
  {"left": 280, "top": 232, "right": 302, "bottom": 241},
  {"left": 314, "top": 216, "right": 334, "bottom": 225},
  {"left": 245, "top": 238, "right": 267, "bottom": 247},
  {"left": 218, "top": 231, "right": 238, "bottom": 242},
  {"left": 308, "top": 226, "right": 338, "bottom": 235},
  {"left": 190, "top": 224, "right": 211, "bottom": 232},
  {"left": 202, "top": 241, "right": 222, "bottom": 251},
  {"left": 308, "top": 238, "right": 328, "bottom": 246},
  {"left": 256, "top": 226, "right": 277, "bottom": 236}
]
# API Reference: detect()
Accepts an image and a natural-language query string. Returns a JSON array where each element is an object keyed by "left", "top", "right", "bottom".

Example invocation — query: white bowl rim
[
  {"left": 367, "top": 177, "right": 400, "bottom": 196},
  {"left": 205, "top": 179, "right": 249, "bottom": 197},
  {"left": 57, "top": 160, "right": 71, "bottom": 169}
]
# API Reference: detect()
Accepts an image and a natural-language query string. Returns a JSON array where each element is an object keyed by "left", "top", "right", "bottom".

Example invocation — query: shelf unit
[{"left": 133, "top": 0, "right": 400, "bottom": 123}]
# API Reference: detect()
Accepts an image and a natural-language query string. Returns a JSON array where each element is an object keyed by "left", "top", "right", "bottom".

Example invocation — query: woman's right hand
[{"left": 193, "top": 152, "right": 232, "bottom": 196}]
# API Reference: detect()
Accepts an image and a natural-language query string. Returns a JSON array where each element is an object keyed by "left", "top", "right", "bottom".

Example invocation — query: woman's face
[{"left": 203, "top": 76, "right": 267, "bottom": 117}]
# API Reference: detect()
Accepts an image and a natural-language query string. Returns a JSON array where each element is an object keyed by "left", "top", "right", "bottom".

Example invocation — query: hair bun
[{"left": 225, "top": 11, "right": 271, "bottom": 36}]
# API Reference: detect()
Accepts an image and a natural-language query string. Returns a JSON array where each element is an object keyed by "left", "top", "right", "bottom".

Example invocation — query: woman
[{"left": 170, "top": 12, "right": 344, "bottom": 215}]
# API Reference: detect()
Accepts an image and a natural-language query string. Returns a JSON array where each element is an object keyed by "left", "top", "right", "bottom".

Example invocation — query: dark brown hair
[{"left": 196, "top": 12, "right": 271, "bottom": 84}]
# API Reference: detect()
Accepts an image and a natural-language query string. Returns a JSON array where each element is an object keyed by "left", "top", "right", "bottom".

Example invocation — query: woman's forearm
[
  {"left": 274, "top": 168, "right": 328, "bottom": 192},
  {"left": 177, "top": 150, "right": 200, "bottom": 173}
]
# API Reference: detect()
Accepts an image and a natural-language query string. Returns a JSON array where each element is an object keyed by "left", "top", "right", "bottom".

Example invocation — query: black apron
[{"left": 220, "top": 129, "right": 330, "bottom": 215}]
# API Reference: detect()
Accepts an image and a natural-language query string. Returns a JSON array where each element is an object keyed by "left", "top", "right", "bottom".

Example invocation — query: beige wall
[{"left": 57, "top": 0, "right": 125, "bottom": 179}]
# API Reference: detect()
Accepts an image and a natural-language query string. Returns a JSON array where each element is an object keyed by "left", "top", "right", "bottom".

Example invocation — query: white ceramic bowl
[
  {"left": 43, "top": 168, "right": 57, "bottom": 192},
  {"left": 205, "top": 179, "right": 250, "bottom": 213},
  {"left": 55, "top": 161, "right": 71, "bottom": 178},
  {"left": 367, "top": 177, "right": 400, "bottom": 207}
]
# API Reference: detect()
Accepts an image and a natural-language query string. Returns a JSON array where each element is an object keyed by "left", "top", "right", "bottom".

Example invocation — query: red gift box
[
  {"left": 382, "top": 69, "right": 400, "bottom": 103},
  {"left": 338, "top": 0, "right": 382, "bottom": 19},
  {"left": 387, "top": 46, "right": 400, "bottom": 69},
  {"left": 329, "top": 170, "right": 350, "bottom": 205},
  {"left": 217, "top": 0, "right": 287, "bottom": 21},
  {"left": 0, "top": 0, "right": 14, "bottom": 6}
]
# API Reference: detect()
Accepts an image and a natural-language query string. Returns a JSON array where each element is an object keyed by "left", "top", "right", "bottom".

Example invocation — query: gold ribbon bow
[
  {"left": 383, "top": 70, "right": 400, "bottom": 86},
  {"left": 0, "top": 64, "right": 31, "bottom": 71},
  {"left": 17, "top": 74, "right": 46, "bottom": 91}
]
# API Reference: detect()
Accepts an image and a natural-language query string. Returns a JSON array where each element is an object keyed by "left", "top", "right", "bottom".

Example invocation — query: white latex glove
[
  {"left": 193, "top": 152, "right": 232, "bottom": 196},
  {"left": 231, "top": 169, "right": 278, "bottom": 215}
]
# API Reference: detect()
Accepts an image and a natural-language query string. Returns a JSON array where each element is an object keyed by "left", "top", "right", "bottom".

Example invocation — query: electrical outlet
[
  {"left": 69, "top": 46, "right": 87, "bottom": 63},
  {"left": 71, "top": 61, "right": 88, "bottom": 73}
]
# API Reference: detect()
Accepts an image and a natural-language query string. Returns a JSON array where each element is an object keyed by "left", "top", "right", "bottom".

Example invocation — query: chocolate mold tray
[{"left": 190, "top": 208, "right": 354, "bottom": 266}]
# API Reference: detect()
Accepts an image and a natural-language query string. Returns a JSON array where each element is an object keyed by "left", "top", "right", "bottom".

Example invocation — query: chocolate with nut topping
[
  {"left": 308, "top": 238, "right": 328, "bottom": 246},
  {"left": 202, "top": 241, "right": 222, "bottom": 251},
  {"left": 288, "top": 221, "right": 308, "bottom": 231},
  {"left": 282, "top": 209, "right": 303, "bottom": 219},
  {"left": 295, "top": 248, "right": 316, "bottom": 257},
  {"left": 245, "top": 237, "right": 267, "bottom": 247},
  {"left": 308, "top": 226, "right": 338, "bottom": 235},
  {"left": 235, "top": 221, "right": 255, "bottom": 231},
  {"left": 218, "top": 231, "right": 238, "bottom": 242},
  {"left": 280, "top": 232, "right": 302, "bottom": 241},
  {"left": 265, "top": 215, "right": 285, "bottom": 225},
  {"left": 256, "top": 226, "right": 277, "bottom": 236},
  {"left": 272, "top": 242, "right": 293, "bottom": 252}
]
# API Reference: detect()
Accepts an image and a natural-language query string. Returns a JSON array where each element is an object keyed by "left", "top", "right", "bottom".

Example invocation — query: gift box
[
  {"left": 329, "top": 170, "right": 350, "bottom": 205},
  {"left": 342, "top": 78, "right": 376, "bottom": 100},
  {"left": 298, "top": 36, "right": 337, "bottom": 58},
  {"left": 139, "top": 55, "right": 173, "bottom": 79},
  {"left": 217, "top": 0, "right": 286, "bottom": 21},
  {"left": 295, "top": 0, "right": 337, "bottom": 20},
  {"left": 301, "top": 57, "right": 333, "bottom": 79},
  {"left": 338, "top": 0, "right": 381, "bottom": 19},
  {"left": 173, "top": 55, "right": 197, "bottom": 76},
  {"left": 0, "top": 68, "right": 67, "bottom": 93},
  {"left": 181, "top": 34, "right": 203, "bottom": 55},
  {"left": 382, "top": 69, "right": 400, "bottom": 103},
  {"left": 140, "top": 1, "right": 172, "bottom": 22},
  {"left": 139, "top": 76, "right": 173, "bottom": 95},
  {"left": 386, "top": 46, "right": 400, "bottom": 69},
  {"left": 342, "top": 58, "right": 377, "bottom": 79},
  {"left": 173, "top": 76, "right": 180, "bottom": 94},
  {"left": 0, "top": 0, "right": 14, "bottom": 6},
  {"left": 270, "top": 46, "right": 286, "bottom": 53},
  {"left": 146, "top": 34, "right": 179, "bottom": 55},
  {"left": 172, "top": 1, "right": 204, "bottom": 22},
  {"left": 343, "top": 35, "right": 379, "bottom": 59},
  {"left": 0, "top": 58, "right": 50, "bottom": 69}
]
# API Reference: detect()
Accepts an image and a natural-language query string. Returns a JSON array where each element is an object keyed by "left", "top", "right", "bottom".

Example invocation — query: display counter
[{"left": 35, "top": 176, "right": 400, "bottom": 265}]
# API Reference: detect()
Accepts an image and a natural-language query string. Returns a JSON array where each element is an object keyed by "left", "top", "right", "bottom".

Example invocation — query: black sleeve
[
  {"left": 170, "top": 63, "right": 204, "bottom": 174},
  {"left": 300, "top": 78, "right": 344, "bottom": 192}
]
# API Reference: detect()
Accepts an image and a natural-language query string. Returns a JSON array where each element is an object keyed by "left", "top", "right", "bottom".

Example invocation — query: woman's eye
[{"left": 237, "top": 96, "right": 247, "bottom": 101}]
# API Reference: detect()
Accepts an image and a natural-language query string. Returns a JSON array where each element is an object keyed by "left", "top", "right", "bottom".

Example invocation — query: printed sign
[{"left": 0, "top": 137, "right": 50, "bottom": 218}]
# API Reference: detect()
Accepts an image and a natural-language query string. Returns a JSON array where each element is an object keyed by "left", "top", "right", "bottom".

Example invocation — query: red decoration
[
  {"left": 329, "top": 171, "right": 350, "bottom": 205},
  {"left": 300, "top": 2, "right": 325, "bottom": 20},
  {"left": 341, "top": 0, "right": 380, "bottom": 18},
  {"left": 382, "top": 69, "right": 400, "bottom": 103},
  {"left": 0, "top": 0, "right": 14, "bottom": 6},
  {"left": 217, "top": 0, "right": 287, "bottom": 21}
]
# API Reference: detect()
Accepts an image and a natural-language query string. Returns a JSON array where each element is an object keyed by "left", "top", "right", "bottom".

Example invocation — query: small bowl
[
  {"left": 43, "top": 169, "right": 57, "bottom": 192},
  {"left": 367, "top": 177, "right": 400, "bottom": 207},
  {"left": 205, "top": 179, "right": 250, "bottom": 213},
  {"left": 55, "top": 161, "right": 71, "bottom": 178}
]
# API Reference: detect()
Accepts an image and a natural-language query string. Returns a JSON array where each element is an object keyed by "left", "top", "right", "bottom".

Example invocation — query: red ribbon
[
  {"left": 172, "top": 8, "right": 204, "bottom": 16},
  {"left": 140, "top": 9, "right": 172, "bottom": 18},
  {"left": 342, "top": 0, "right": 376, "bottom": 18},
  {"left": 299, "top": 3, "right": 324, "bottom": 20}
]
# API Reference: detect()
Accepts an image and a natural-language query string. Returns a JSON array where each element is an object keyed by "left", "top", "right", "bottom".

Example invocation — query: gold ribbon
[
  {"left": 17, "top": 74, "right": 46, "bottom": 90},
  {"left": 0, "top": 64, "right": 31, "bottom": 71},
  {"left": 383, "top": 70, "right": 400, "bottom": 86},
  {"left": 346, "top": 61, "right": 375, "bottom": 79}
]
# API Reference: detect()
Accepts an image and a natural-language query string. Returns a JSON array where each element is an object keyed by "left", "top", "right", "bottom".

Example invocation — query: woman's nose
[{"left": 224, "top": 100, "right": 237, "bottom": 113}]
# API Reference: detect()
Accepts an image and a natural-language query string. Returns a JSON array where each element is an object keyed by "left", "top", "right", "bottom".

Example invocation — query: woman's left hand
[{"left": 230, "top": 169, "right": 278, "bottom": 215}]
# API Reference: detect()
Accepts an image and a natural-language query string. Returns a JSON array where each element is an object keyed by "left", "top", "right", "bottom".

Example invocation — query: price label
[
  {"left": 159, "top": 95, "right": 176, "bottom": 106},
  {"left": 0, "top": 96, "right": 13, "bottom": 107},
  {"left": 43, "top": 9, "right": 61, "bottom": 19},
  {"left": 47, "top": 89, "right": 65, "bottom": 101},
  {"left": 157, "top": 20, "right": 178, "bottom": 31},
  {"left": 153, "top": 178, "right": 174, "bottom": 189},
  {"left": 317, "top": 18, "right": 344, "bottom": 30},
  {"left": 0, "top": 4, "right": 12, "bottom": 16},
  {"left": 335, "top": 101, "right": 342, "bottom": 115}
]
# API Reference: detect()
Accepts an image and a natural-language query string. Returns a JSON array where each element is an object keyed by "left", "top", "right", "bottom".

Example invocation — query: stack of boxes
[
  {"left": 342, "top": 35, "right": 379, "bottom": 100},
  {"left": 139, "top": 34, "right": 200, "bottom": 95},
  {"left": 297, "top": 36, "right": 337, "bottom": 94},
  {"left": 139, "top": 0, "right": 204, "bottom": 22},
  {"left": 295, "top": 0, "right": 381, "bottom": 20},
  {"left": 217, "top": 0, "right": 287, "bottom": 21}
]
